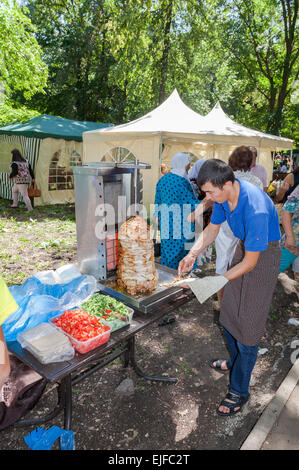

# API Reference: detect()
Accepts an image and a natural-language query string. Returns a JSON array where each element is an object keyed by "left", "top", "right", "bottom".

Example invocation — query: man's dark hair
[{"left": 197, "top": 159, "right": 235, "bottom": 189}]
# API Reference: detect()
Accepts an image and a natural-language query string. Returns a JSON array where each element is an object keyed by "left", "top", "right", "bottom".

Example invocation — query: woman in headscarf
[{"left": 154, "top": 153, "right": 202, "bottom": 270}]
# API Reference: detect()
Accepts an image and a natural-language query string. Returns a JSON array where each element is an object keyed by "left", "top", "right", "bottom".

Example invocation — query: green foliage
[
  {"left": 196, "top": 0, "right": 299, "bottom": 137},
  {"left": 5, "top": 0, "right": 298, "bottom": 142},
  {"left": 0, "top": 0, "right": 48, "bottom": 100},
  {"left": 0, "top": 102, "right": 40, "bottom": 126}
]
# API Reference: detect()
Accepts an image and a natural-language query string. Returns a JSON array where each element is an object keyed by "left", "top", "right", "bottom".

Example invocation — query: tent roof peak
[
  {"left": 206, "top": 101, "right": 230, "bottom": 118},
  {"left": 213, "top": 101, "right": 222, "bottom": 109},
  {"left": 147, "top": 88, "right": 203, "bottom": 118},
  {"left": 82, "top": 90, "right": 293, "bottom": 150},
  {"left": 83, "top": 88, "right": 205, "bottom": 136}
]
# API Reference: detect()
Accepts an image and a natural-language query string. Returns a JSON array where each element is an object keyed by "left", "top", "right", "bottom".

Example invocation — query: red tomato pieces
[{"left": 53, "top": 309, "right": 110, "bottom": 342}]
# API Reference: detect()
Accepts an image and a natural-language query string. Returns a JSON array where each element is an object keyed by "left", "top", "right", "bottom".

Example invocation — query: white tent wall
[
  {"left": 82, "top": 134, "right": 161, "bottom": 210},
  {"left": 162, "top": 141, "right": 216, "bottom": 164},
  {"left": 35, "top": 138, "right": 82, "bottom": 205}
]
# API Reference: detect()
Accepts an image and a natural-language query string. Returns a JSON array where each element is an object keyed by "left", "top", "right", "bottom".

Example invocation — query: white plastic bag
[{"left": 33, "top": 264, "right": 82, "bottom": 285}]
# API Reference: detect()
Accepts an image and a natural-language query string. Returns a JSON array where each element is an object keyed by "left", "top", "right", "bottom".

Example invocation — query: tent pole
[
  {"left": 159, "top": 135, "right": 163, "bottom": 171},
  {"left": 257, "top": 141, "right": 261, "bottom": 162}
]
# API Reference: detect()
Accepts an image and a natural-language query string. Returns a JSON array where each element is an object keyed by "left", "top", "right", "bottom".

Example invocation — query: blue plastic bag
[
  {"left": 2, "top": 274, "right": 97, "bottom": 342},
  {"left": 24, "top": 426, "right": 75, "bottom": 450}
]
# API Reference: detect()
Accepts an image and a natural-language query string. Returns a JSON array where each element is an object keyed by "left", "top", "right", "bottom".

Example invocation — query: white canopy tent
[{"left": 83, "top": 89, "right": 293, "bottom": 208}]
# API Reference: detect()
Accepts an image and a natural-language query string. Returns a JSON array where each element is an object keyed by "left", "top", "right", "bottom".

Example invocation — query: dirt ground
[{"left": 0, "top": 259, "right": 298, "bottom": 451}]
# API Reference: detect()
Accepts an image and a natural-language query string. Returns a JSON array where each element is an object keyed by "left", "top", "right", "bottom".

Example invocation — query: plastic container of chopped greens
[
  {"left": 80, "top": 293, "right": 134, "bottom": 333},
  {"left": 100, "top": 307, "right": 134, "bottom": 332}
]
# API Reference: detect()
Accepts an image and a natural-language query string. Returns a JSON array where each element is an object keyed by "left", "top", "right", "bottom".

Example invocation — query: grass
[{"left": 0, "top": 198, "right": 77, "bottom": 286}]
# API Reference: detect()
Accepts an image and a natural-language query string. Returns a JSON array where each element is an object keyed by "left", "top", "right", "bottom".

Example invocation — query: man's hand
[
  {"left": 178, "top": 222, "right": 220, "bottom": 277},
  {"left": 178, "top": 252, "right": 197, "bottom": 277}
]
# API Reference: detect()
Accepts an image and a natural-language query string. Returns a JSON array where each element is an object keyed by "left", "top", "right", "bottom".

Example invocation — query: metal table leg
[
  {"left": 121, "top": 348, "right": 130, "bottom": 368},
  {"left": 128, "top": 337, "right": 177, "bottom": 383},
  {"left": 63, "top": 375, "right": 72, "bottom": 430}
]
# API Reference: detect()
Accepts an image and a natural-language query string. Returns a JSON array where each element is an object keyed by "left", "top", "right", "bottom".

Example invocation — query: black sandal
[
  {"left": 209, "top": 358, "right": 231, "bottom": 372},
  {"left": 216, "top": 392, "right": 250, "bottom": 417}
]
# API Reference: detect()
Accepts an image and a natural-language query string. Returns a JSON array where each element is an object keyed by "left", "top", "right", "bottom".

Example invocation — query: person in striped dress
[{"left": 9, "top": 149, "right": 35, "bottom": 212}]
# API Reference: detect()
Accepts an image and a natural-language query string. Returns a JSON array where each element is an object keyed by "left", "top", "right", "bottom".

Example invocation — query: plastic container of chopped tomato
[{"left": 50, "top": 309, "right": 111, "bottom": 354}]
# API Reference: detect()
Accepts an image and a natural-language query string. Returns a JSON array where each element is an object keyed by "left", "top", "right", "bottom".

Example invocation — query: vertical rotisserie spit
[{"left": 117, "top": 216, "right": 158, "bottom": 296}]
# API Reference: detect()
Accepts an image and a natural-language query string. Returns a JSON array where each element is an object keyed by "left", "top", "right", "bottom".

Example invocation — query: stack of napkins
[
  {"left": 18, "top": 323, "right": 75, "bottom": 364},
  {"left": 178, "top": 275, "right": 228, "bottom": 304}
]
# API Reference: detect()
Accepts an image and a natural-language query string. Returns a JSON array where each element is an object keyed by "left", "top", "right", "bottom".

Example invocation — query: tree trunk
[{"left": 159, "top": 0, "right": 174, "bottom": 104}]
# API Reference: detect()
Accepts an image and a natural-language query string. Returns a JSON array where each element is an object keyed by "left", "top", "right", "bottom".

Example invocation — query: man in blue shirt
[
  {"left": 211, "top": 176, "right": 280, "bottom": 252},
  {"left": 178, "top": 156, "right": 281, "bottom": 417}
]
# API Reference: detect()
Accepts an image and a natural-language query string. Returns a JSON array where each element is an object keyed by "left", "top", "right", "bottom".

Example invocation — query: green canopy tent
[{"left": 0, "top": 114, "right": 113, "bottom": 205}]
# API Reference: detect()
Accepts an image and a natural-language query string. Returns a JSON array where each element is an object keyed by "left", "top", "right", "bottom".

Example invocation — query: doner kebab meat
[{"left": 117, "top": 216, "right": 158, "bottom": 295}]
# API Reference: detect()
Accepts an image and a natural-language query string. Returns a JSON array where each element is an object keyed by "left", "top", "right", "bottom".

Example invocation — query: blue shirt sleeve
[{"left": 210, "top": 202, "right": 226, "bottom": 225}]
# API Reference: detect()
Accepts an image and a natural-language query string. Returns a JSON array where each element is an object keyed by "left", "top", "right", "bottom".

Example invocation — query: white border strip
[{"left": 240, "top": 358, "right": 299, "bottom": 450}]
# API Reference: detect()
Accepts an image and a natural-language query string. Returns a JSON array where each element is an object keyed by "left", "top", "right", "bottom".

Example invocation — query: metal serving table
[
  {"left": 7, "top": 290, "right": 194, "bottom": 430},
  {"left": 98, "top": 263, "right": 195, "bottom": 313}
]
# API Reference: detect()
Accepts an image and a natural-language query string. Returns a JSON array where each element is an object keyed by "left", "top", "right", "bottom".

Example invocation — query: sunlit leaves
[{"left": 0, "top": 0, "right": 48, "bottom": 100}]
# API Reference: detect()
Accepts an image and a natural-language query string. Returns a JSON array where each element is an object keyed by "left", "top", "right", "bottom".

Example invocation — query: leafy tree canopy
[
  {"left": 0, "top": 0, "right": 48, "bottom": 124},
  {"left": 4, "top": 0, "right": 298, "bottom": 144}
]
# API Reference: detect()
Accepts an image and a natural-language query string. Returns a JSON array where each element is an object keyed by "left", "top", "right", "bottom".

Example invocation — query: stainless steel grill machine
[{"left": 73, "top": 161, "right": 190, "bottom": 313}]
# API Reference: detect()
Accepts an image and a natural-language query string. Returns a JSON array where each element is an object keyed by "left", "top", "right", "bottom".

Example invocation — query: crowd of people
[
  {"left": 1, "top": 145, "right": 298, "bottom": 421},
  {"left": 155, "top": 146, "right": 298, "bottom": 416},
  {"left": 274, "top": 153, "right": 293, "bottom": 173}
]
